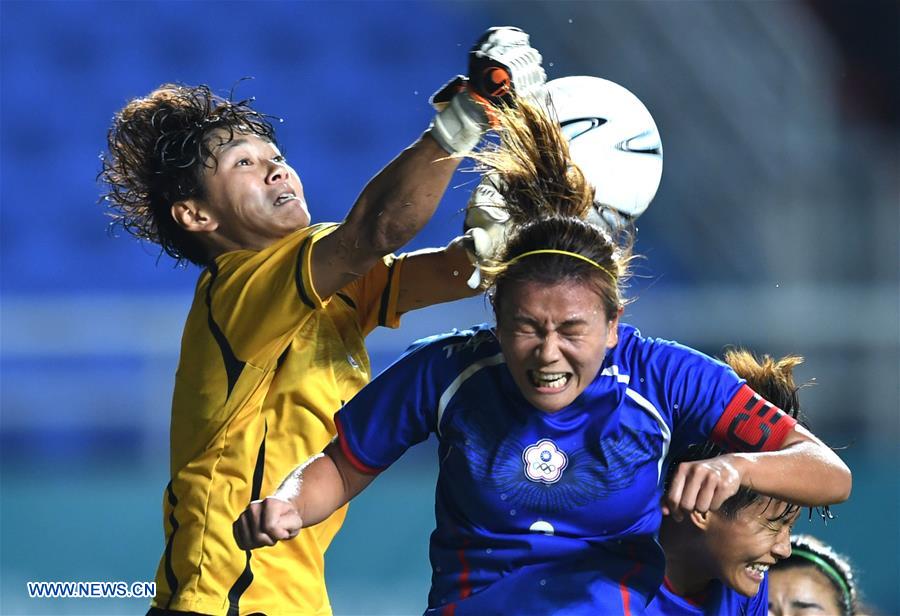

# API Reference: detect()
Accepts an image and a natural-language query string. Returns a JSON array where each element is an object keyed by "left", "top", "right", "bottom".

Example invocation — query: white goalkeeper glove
[
  {"left": 429, "top": 26, "right": 546, "bottom": 155},
  {"left": 461, "top": 173, "right": 510, "bottom": 288},
  {"left": 462, "top": 175, "right": 631, "bottom": 288}
]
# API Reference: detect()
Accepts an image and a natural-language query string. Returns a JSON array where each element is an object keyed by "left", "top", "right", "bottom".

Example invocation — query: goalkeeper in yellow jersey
[{"left": 100, "top": 28, "right": 545, "bottom": 616}]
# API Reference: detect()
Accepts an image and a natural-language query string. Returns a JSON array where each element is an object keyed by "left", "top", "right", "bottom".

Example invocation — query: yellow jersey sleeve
[
  {"left": 206, "top": 223, "right": 338, "bottom": 366},
  {"left": 338, "top": 252, "right": 406, "bottom": 336}
]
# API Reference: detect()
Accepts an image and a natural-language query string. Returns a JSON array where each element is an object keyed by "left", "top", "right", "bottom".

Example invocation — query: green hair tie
[{"left": 791, "top": 548, "right": 851, "bottom": 609}]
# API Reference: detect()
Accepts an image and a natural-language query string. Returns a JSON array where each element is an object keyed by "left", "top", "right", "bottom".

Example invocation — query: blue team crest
[{"left": 523, "top": 439, "right": 568, "bottom": 484}]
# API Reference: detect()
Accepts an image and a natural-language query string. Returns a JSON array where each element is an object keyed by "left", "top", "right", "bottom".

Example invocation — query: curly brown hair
[{"left": 99, "top": 83, "right": 278, "bottom": 266}]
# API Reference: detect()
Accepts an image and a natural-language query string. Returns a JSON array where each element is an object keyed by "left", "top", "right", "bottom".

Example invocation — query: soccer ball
[{"left": 546, "top": 76, "right": 663, "bottom": 231}]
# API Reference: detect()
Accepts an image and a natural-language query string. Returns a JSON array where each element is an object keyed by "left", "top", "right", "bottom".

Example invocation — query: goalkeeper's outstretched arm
[
  {"left": 310, "top": 26, "right": 545, "bottom": 303},
  {"left": 308, "top": 125, "right": 459, "bottom": 304}
]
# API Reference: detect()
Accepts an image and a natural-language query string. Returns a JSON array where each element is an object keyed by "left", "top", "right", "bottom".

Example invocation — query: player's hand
[
  {"left": 467, "top": 26, "right": 545, "bottom": 105},
  {"left": 233, "top": 496, "right": 303, "bottom": 550},
  {"left": 429, "top": 27, "right": 545, "bottom": 155},
  {"left": 663, "top": 454, "right": 743, "bottom": 522},
  {"left": 463, "top": 173, "right": 509, "bottom": 265}
]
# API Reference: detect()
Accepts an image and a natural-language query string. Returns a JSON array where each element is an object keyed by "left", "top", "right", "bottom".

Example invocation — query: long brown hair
[
  {"left": 723, "top": 349, "right": 804, "bottom": 416},
  {"left": 471, "top": 97, "right": 633, "bottom": 321}
]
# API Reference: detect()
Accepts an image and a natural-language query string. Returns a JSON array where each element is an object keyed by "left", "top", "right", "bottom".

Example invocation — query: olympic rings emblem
[{"left": 523, "top": 439, "right": 568, "bottom": 484}]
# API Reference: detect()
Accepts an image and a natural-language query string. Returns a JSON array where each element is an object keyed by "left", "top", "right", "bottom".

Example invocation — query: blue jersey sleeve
[
  {"left": 622, "top": 326, "right": 798, "bottom": 455},
  {"left": 334, "top": 331, "right": 468, "bottom": 473},
  {"left": 644, "top": 338, "right": 745, "bottom": 451}
]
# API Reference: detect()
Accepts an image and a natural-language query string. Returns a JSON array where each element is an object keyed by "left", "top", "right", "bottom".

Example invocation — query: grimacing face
[
  {"left": 192, "top": 130, "right": 309, "bottom": 251},
  {"left": 496, "top": 279, "right": 620, "bottom": 413},
  {"left": 768, "top": 566, "right": 844, "bottom": 616},
  {"left": 702, "top": 498, "right": 799, "bottom": 598}
]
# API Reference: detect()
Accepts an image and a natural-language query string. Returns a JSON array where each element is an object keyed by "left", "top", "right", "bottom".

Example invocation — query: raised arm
[
  {"left": 234, "top": 441, "right": 375, "bottom": 550},
  {"left": 311, "top": 27, "right": 545, "bottom": 301},
  {"left": 310, "top": 135, "right": 459, "bottom": 300},
  {"left": 664, "top": 424, "right": 851, "bottom": 520}
]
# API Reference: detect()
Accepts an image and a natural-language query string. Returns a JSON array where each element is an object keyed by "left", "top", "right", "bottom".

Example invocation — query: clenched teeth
[
  {"left": 528, "top": 371, "right": 570, "bottom": 389},
  {"left": 275, "top": 193, "right": 296, "bottom": 205}
]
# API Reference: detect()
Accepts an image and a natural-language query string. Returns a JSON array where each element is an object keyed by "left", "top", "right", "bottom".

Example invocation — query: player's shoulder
[
  {"left": 381, "top": 324, "right": 501, "bottom": 394},
  {"left": 403, "top": 323, "right": 500, "bottom": 364},
  {"left": 647, "top": 578, "right": 752, "bottom": 616},
  {"left": 211, "top": 222, "right": 337, "bottom": 275},
  {"left": 611, "top": 322, "right": 725, "bottom": 372},
  {"left": 614, "top": 322, "right": 686, "bottom": 356},
  {"left": 607, "top": 322, "right": 674, "bottom": 371},
  {"left": 645, "top": 581, "right": 703, "bottom": 616}
]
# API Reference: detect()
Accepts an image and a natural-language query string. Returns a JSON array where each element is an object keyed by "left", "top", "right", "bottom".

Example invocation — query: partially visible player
[
  {"left": 768, "top": 535, "right": 859, "bottom": 616},
  {"left": 100, "top": 27, "right": 545, "bottom": 616},
  {"left": 647, "top": 351, "right": 808, "bottom": 615},
  {"left": 234, "top": 98, "right": 851, "bottom": 615}
]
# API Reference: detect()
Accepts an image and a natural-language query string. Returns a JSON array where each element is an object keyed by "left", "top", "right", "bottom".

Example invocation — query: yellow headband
[{"left": 504, "top": 249, "right": 616, "bottom": 282}]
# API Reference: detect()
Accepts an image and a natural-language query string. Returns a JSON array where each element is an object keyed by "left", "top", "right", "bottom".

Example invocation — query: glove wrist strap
[{"left": 429, "top": 93, "right": 486, "bottom": 155}]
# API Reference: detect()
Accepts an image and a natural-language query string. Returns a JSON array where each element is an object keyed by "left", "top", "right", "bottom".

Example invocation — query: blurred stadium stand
[{"left": 1, "top": 1, "right": 897, "bottom": 614}]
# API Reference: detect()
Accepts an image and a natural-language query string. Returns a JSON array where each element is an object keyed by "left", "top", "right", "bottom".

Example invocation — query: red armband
[{"left": 711, "top": 384, "right": 797, "bottom": 452}]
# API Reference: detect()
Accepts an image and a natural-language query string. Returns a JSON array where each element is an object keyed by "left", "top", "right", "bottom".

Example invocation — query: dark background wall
[{"left": 1, "top": 1, "right": 897, "bottom": 614}]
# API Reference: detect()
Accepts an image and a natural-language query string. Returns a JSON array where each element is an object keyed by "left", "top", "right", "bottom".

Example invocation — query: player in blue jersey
[
  {"left": 234, "top": 98, "right": 851, "bottom": 615},
  {"left": 647, "top": 350, "right": 808, "bottom": 616},
  {"left": 768, "top": 535, "right": 860, "bottom": 616}
]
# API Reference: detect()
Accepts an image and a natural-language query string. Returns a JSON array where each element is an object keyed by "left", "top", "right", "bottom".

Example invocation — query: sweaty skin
[{"left": 495, "top": 280, "right": 620, "bottom": 413}]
